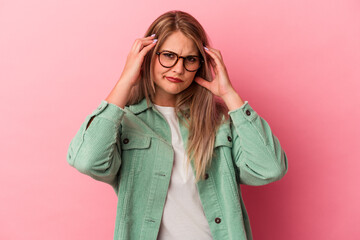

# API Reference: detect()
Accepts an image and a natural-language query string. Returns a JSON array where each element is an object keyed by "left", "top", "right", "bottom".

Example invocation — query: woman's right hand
[
  {"left": 119, "top": 34, "right": 158, "bottom": 86},
  {"left": 105, "top": 35, "right": 157, "bottom": 108}
]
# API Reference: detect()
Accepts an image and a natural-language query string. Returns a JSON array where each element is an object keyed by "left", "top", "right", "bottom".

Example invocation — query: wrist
[
  {"left": 118, "top": 74, "right": 138, "bottom": 88},
  {"left": 105, "top": 78, "right": 134, "bottom": 108},
  {"left": 221, "top": 90, "right": 245, "bottom": 111}
]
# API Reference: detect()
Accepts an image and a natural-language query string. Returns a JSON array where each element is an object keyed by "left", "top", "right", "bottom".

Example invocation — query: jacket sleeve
[
  {"left": 67, "top": 100, "right": 125, "bottom": 188},
  {"left": 229, "top": 102, "right": 288, "bottom": 186}
]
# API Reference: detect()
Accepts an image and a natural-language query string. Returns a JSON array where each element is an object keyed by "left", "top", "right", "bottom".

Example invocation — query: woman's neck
[{"left": 152, "top": 94, "right": 176, "bottom": 107}]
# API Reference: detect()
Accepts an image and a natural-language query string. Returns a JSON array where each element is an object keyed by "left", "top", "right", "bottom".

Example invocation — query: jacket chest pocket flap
[
  {"left": 214, "top": 129, "right": 233, "bottom": 148},
  {"left": 120, "top": 133, "right": 151, "bottom": 151}
]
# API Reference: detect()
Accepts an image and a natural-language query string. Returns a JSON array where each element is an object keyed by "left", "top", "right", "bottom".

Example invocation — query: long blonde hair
[{"left": 127, "top": 10, "right": 228, "bottom": 181}]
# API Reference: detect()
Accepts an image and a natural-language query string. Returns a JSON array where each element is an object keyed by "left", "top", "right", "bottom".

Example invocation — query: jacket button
[
  {"left": 245, "top": 110, "right": 251, "bottom": 116},
  {"left": 215, "top": 218, "right": 221, "bottom": 224},
  {"left": 205, "top": 173, "right": 209, "bottom": 180},
  {"left": 227, "top": 136, "right": 232, "bottom": 142},
  {"left": 123, "top": 138, "right": 129, "bottom": 144}
]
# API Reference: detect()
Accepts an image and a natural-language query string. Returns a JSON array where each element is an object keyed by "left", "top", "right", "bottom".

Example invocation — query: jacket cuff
[
  {"left": 228, "top": 101, "right": 258, "bottom": 124},
  {"left": 90, "top": 100, "right": 125, "bottom": 126}
]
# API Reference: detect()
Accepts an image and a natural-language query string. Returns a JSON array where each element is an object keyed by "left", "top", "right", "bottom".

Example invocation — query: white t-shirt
[{"left": 154, "top": 104, "right": 212, "bottom": 240}]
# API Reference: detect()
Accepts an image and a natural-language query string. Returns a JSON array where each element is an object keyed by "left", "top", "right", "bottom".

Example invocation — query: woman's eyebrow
[{"left": 162, "top": 49, "right": 199, "bottom": 56}]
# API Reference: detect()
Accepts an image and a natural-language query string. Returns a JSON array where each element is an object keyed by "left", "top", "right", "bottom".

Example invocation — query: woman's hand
[
  {"left": 105, "top": 35, "right": 157, "bottom": 108},
  {"left": 195, "top": 46, "right": 245, "bottom": 111},
  {"left": 119, "top": 35, "right": 158, "bottom": 86}
]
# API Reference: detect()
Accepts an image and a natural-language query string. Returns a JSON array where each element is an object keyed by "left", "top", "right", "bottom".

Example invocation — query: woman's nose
[{"left": 172, "top": 58, "right": 185, "bottom": 74}]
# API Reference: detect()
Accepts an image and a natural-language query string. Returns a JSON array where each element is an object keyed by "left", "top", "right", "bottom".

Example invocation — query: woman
[{"left": 67, "top": 10, "right": 288, "bottom": 240}]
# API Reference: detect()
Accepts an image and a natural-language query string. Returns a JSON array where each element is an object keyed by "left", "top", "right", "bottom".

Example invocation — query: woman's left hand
[
  {"left": 195, "top": 46, "right": 245, "bottom": 110},
  {"left": 195, "top": 46, "right": 235, "bottom": 98}
]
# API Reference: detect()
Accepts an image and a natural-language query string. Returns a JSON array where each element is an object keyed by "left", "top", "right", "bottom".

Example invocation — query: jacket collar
[
  {"left": 128, "top": 98, "right": 153, "bottom": 115},
  {"left": 127, "top": 97, "right": 190, "bottom": 116}
]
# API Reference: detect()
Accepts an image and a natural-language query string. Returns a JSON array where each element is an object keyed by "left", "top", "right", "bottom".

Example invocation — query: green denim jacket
[{"left": 67, "top": 98, "right": 288, "bottom": 240}]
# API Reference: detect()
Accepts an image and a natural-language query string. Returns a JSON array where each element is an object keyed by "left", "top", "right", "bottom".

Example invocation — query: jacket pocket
[
  {"left": 120, "top": 132, "right": 151, "bottom": 173},
  {"left": 214, "top": 129, "right": 232, "bottom": 148}
]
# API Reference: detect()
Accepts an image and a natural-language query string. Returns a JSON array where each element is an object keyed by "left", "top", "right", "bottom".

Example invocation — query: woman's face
[{"left": 152, "top": 31, "right": 199, "bottom": 106}]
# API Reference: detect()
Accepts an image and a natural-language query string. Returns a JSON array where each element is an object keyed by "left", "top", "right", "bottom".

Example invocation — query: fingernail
[
  {"left": 153, "top": 39, "right": 158, "bottom": 43},
  {"left": 204, "top": 46, "right": 209, "bottom": 51},
  {"left": 151, "top": 34, "right": 156, "bottom": 37}
]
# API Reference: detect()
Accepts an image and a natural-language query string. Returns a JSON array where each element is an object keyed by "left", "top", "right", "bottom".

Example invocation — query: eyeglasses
[{"left": 156, "top": 50, "right": 204, "bottom": 72}]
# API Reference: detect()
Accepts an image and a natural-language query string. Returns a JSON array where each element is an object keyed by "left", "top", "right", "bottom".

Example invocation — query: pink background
[{"left": 1, "top": 0, "right": 359, "bottom": 239}]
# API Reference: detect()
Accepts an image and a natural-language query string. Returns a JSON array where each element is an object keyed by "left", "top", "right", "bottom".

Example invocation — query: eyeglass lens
[{"left": 159, "top": 51, "right": 201, "bottom": 71}]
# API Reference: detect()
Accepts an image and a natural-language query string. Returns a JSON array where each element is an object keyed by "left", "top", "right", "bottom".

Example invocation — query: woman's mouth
[{"left": 166, "top": 77, "right": 183, "bottom": 83}]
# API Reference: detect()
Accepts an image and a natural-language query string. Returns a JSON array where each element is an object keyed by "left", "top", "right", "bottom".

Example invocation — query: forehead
[{"left": 160, "top": 31, "right": 198, "bottom": 55}]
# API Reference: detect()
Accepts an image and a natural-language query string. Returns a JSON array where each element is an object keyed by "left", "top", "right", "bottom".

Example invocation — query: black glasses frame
[{"left": 156, "top": 50, "right": 204, "bottom": 72}]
